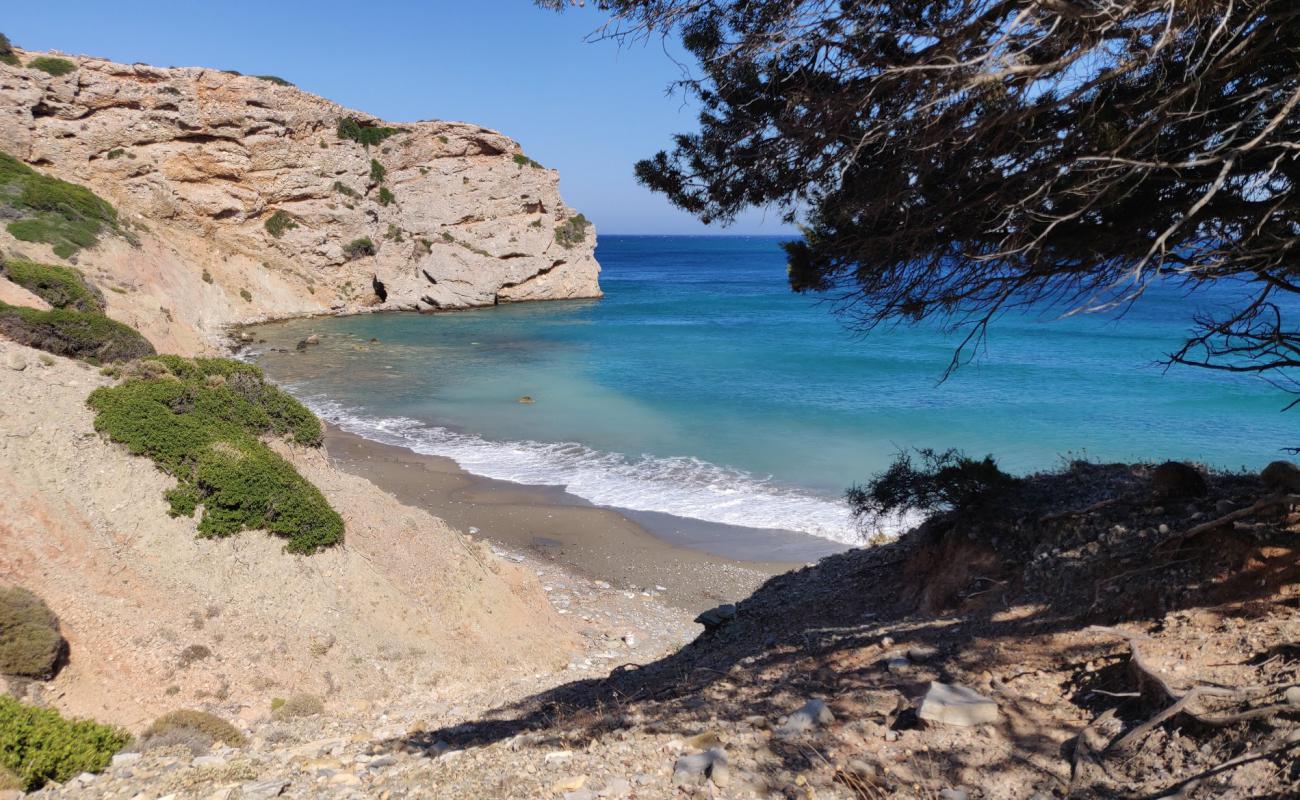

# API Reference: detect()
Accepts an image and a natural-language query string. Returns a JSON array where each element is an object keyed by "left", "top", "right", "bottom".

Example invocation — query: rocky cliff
[{"left": 0, "top": 47, "right": 600, "bottom": 353}]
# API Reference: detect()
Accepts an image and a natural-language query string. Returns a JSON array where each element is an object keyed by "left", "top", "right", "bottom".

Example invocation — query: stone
[
  {"left": 684, "top": 731, "right": 721, "bottom": 749},
  {"left": 305, "top": 334, "right": 320, "bottom": 345},
  {"left": 601, "top": 777, "right": 633, "bottom": 797},
  {"left": 191, "top": 755, "right": 226, "bottom": 768},
  {"left": 563, "top": 791, "right": 595, "bottom": 800},
  {"left": 6, "top": 354, "right": 25, "bottom": 371},
  {"left": 775, "top": 699, "right": 835, "bottom": 738},
  {"left": 1262, "top": 461, "right": 1300, "bottom": 493},
  {"left": 939, "top": 790, "right": 970, "bottom": 800},
  {"left": 673, "top": 747, "right": 728, "bottom": 787},
  {"left": 112, "top": 753, "right": 143, "bottom": 767},
  {"left": 907, "top": 644, "right": 939, "bottom": 662},
  {"left": 517, "top": 395, "right": 535, "bottom": 404},
  {"left": 1150, "top": 461, "right": 1208, "bottom": 499},
  {"left": 1285, "top": 686, "right": 1300, "bottom": 707},
  {"left": 553, "top": 775, "right": 587, "bottom": 793},
  {"left": 239, "top": 780, "right": 289, "bottom": 800},
  {"left": 694, "top": 603, "right": 737, "bottom": 631},
  {"left": 918, "top": 682, "right": 1000, "bottom": 727}
]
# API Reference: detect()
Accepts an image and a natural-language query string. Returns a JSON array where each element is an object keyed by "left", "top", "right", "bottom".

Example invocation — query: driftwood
[
  {"left": 1163, "top": 493, "right": 1300, "bottom": 546},
  {"left": 1087, "top": 627, "right": 1299, "bottom": 755}
]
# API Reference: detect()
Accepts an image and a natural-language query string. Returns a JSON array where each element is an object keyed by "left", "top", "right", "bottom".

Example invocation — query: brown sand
[{"left": 322, "top": 426, "right": 846, "bottom": 612}]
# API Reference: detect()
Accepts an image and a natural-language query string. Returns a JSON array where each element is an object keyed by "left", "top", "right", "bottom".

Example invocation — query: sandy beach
[{"left": 322, "top": 425, "right": 847, "bottom": 612}]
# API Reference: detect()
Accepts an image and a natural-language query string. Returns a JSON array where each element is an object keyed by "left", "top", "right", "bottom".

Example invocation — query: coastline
[{"left": 321, "top": 425, "right": 847, "bottom": 612}]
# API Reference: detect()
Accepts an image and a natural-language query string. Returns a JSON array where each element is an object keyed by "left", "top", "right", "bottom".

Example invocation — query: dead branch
[{"left": 1164, "top": 493, "right": 1300, "bottom": 546}]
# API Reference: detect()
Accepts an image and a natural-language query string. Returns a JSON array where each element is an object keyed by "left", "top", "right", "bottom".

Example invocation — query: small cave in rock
[{"left": 372, "top": 275, "right": 388, "bottom": 303}]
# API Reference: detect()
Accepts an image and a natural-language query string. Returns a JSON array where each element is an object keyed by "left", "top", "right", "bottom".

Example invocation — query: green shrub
[
  {"left": 332, "top": 181, "right": 359, "bottom": 199},
  {"left": 0, "top": 696, "right": 128, "bottom": 790},
  {"left": 0, "top": 34, "right": 17, "bottom": 67},
  {"left": 201, "top": 269, "right": 213, "bottom": 284},
  {"left": 141, "top": 710, "right": 246, "bottom": 750},
  {"left": 554, "top": 213, "right": 590, "bottom": 249},
  {"left": 0, "top": 587, "right": 64, "bottom": 679},
  {"left": 26, "top": 57, "right": 76, "bottom": 77},
  {"left": 106, "top": 148, "right": 125, "bottom": 160},
  {"left": 377, "top": 186, "right": 394, "bottom": 206},
  {"left": 437, "top": 135, "right": 449, "bottom": 144},
  {"left": 0, "top": 301, "right": 155, "bottom": 363},
  {"left": 336, "top": 117, "right": 399, "bottom": 148},
  {"left": 1, "top": 259, "right": 105, "bottom": 312},
  {"left": 239, "top": 288, "right": 252, "bottom": 302},
  {"left": 177, "top": 644, "right": 211, "bottom": 668},
  {"left": 269, "top": 694, "right": 323, "bottom": 721},
  {"left": 342, "top": 237, "right": 375, "bottom": 259},
  {"left": 369, "top": 159, "right": 386, "bottom": 184},
  {"left": 847, "top": 448, "right": 1020, "bottom": 525},
  {"left": 263, "top": 209, "right": 298, "bottom": 238},
  {"left": 86, "top": 357, "right": 342, "bottom": 554},
  {"left": 255, "top": 75, "right": 292, "bottom": 86},
  {"left": 513, "top": 153, "right": 543, "bottom": 169},
  {"left": 0, "top": 150, "right": 119, "bottom": 257}
]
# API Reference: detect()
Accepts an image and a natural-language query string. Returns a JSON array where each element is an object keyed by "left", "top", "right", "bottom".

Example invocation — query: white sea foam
[{"left": 299, "top": 395, "right": 885, "bottom": 544}]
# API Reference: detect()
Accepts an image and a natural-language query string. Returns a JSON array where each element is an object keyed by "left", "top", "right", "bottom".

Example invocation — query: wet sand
[{"left": 323, "top": 426, "right": 848, "bottom": 612}]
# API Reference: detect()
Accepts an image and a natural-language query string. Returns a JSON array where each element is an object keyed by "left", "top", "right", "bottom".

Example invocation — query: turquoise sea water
[{"left": 248, "top": 235, "right": 1292, "bottom": 543}]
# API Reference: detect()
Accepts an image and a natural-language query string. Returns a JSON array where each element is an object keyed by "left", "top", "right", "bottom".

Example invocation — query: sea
[{"left": 245, "top": 235, "right": 1293, "bottom": 545}]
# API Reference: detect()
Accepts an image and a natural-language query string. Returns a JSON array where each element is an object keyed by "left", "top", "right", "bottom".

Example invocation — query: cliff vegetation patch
[
  {"left": 0, "top": 696, "right": 127, "bottom": 791},
  {"left": 255, "top": 74, "right": 292, "bottom": 86},
  {"left": 336, "top": 117, "right": 400, "bottom": 148},
  {"left": 0, "top": 587, "right": 65, "bottom": 680},
  {"left": 0, "top": 151, "right": 120, "bottom": 258},
  {"left": 554, "top": 213, "right": 590, "bottom": 249},
  {"left": 263, "top": 209, "right": 298, "bottom": 238},
  {"left": 343, "top": 237, "right": 375, "bottom": 260},
  {"left": 138, "top": 710, "right": 246, "bottom": 754},
  {"left": 0, "top": 302, "right": 156, "bottom": 363},
  {"left": 0, "top": 34, "right": 17, "bottom": 67},
  {"left": 1, "top": 259, "right": 105, "bottom": 312},
  {"left": 25, "top": 56, "right": 76, "bottom": 77},
  {"left": 87, "top": 356, "right": 344, "bottom": 554}
]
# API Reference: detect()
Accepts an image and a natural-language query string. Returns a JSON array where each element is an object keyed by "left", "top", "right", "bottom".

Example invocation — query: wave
[{"left": 296, "top": 395, "right": 886, "bottom": 544}]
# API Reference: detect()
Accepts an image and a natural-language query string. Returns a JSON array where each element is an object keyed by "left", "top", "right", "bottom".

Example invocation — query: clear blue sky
[{"left": 5, "top": 0, "right": 794, "bottom": 235}]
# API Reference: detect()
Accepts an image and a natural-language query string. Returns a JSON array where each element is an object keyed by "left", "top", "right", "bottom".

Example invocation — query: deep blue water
[{"left": 248, "top": 235, "right": 1292, "bottom": 542}]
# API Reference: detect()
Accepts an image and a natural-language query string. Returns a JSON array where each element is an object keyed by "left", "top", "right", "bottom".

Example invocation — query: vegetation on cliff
[
  {"left": 0, "top": 151, "right": 119, "bottom": 258},
  {"left": 87, "top": 356, "right": 343, "bottom": 554},
  {"left": 0, "top": 34, "right": 17, "bottom": 67},
  {"left": 0, "top": 697, "right": 127, "bottom": 791},
  {"left": 0, "top": 301, "right": 155, "bottom": 363},
  {"left": 336, "top": 117, "right": 400, "bottom": 148},
  {"left": 0, "top": 587, "right": 64, "bottom": 680},
  {"left": 554, "top": 213, "right": 590, "bottom": 249},
  {"left": 1, "top": 259, "right": 105, "bottom": 313},
  {"left": 26, "top": 57, "right": 76, "bottom": 77}
]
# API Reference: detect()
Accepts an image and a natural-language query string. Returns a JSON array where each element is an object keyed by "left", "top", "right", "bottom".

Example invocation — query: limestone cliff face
[{"left": 0, "top": 49, "right": 600, "bottom": 353}]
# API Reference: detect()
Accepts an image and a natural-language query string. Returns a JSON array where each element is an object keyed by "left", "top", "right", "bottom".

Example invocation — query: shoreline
[{"left": 322, "top": 425, "right": 848, "bottom": 612}]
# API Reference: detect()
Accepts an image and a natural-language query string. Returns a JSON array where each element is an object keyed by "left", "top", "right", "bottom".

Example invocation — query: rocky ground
[{"left": 8, "top": 440, "right": 1298, "bottom": 799}]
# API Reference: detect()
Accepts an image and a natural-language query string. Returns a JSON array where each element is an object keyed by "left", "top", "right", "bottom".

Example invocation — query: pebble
[
  {"left": 1285, "top": 686, "right": 1300, "bottom": 707},
  {"left": 918, "top": 682, "right": 1000, "bottom": 727}
]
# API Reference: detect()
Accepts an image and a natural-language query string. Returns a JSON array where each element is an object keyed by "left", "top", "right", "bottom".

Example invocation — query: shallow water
[{"left": 247, "top": 235, "right": 1292, "bottom": 543}]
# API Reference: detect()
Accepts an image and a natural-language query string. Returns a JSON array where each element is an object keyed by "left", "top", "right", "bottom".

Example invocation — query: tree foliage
[{"left": 541, "top": 0, "right": 1300, "bottom": 400}]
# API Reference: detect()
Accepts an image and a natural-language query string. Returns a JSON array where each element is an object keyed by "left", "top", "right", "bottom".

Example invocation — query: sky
[{"left": 4, "top": 0, "right": 795, "bottom": 235}]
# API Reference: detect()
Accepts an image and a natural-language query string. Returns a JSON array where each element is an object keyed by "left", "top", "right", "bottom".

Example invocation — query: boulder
[
  {"left": 917, "top": 682, "right": 999, "bottom": 727},
  {"left": 1150, "top": 461, "right": 1207, "bottom": 500},
  {"left": 1261, "top": 461, "right": 1300, "bottom": 494},
  {"left": 694, "top": 603, "right": 737, "bottom": 631}
]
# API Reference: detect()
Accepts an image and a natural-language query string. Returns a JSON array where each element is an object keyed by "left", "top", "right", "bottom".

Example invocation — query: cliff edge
[{"left": 0, "top": 47, "right": 600, "bottom": 353}]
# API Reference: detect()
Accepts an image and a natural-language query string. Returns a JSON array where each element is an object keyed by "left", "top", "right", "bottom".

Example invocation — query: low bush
[
  {"left": 106, "top": 148, "right": 125, "bottom": 160},
  {"left": 0, "top": 587, "right": 64, "bottom": 680},
  {"left": 512, "top": 153, "right": 543, "bottom": 169},
  {"left": 554, "top": 213, "right": 590, "bottom": 248},
  {"left": 0, "top": 696, "right": 128, "bottom": 791},
  {"left": 239, "top": 287, "right": 252, "bottom": 302},
  {"left": 86, "top": 356, "right": 342, "bottom": 554},
  {"left": 270, "top": 694, "right": 323, "bottom": 721},
  {"left": 0, "top": 34, "right": 17, "bottom": 67},
  {"left": 343, "top": 237, "right": 375, "bottom": 259},
  {"left": 140, "top": 710, "right": 246, "bottom": 753},
  {"left": 377, "top": 186, "right": 394, "bottom": 206},
  {"left": 263, "top": 209, "right": 298, "bottom": 238},
  {"left": 0, "top": 301, "right": 155, "bottom": 363},
  {"left": 847, "top": 448, "right": 1020, "bottom": 526},
  {"left": 26, "top": 57, "right": 76, "bottom": 77},
  {"left": 369, "top": 158, "right": 386, "bottom": 184},
  {"left": 177, "top": 644, "right": 211, "bottom": 668},
  {"left": 0, "top": 150, "right": 119, "bottom": 257},
  {"left": 332, "top": 180, "right": 359, "bottom": 199},
  {"left": 336, "top": 117, "right": 399, "bottom": 148},
  {"left": 255, "top": 75, "right": 292, "bottom": 86},
  {"left": 1, "top": 259, "right": 105, "bottom": 312}
]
